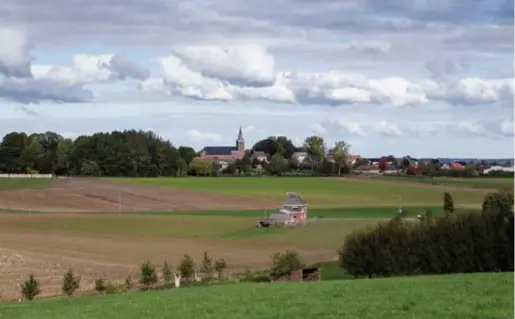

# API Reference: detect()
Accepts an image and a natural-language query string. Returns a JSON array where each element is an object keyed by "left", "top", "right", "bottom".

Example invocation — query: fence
[{"left": 0, "top": 174, "right": 54, "bottom": 179}]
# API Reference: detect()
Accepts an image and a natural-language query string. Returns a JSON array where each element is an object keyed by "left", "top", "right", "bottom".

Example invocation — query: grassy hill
[{"left": 1, "top": 272, "right": 512, "bottom": 319}]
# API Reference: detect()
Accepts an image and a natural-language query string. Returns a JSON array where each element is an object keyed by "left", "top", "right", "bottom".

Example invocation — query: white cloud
[
  {"left": 375, "top": 121, "right": 403, "bottom": 136},
  {"left": 308, "top": 123, "right": 327, "bottom": 134},
  {"left": 185, "top": 129, "right": 223, "bottom": 142},
  {"left": 333, "top": 119, "right": 366, "bottom": 136},
  {"left": 0, "top": 28, "right": 32, "bottom": 77},
  {"left": 501, "top": 121, "right": 514, "bottom": 135}
]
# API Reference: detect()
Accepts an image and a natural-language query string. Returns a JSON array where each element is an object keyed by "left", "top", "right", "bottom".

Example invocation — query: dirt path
[{"left": 0, "top": 178, "right": 277, "bottom": 212}]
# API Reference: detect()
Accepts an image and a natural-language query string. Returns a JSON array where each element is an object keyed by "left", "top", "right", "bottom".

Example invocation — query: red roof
[{"left": 450, "top": 162, "right": 465, "bottom": 169}]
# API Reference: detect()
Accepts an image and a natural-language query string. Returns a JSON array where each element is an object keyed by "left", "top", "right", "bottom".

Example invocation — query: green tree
[
  {"left": 62, "top": 268, "right": 80, "bottom": 297},
  {"left": 80, "top": 160, "right": 101, "bottom": 176},
  {"left": 443, "top": 192, "right": 455, "bottom": 216},
  {"left": 19, "top": 139, "right": 45, "bottom": 173},
  {"left": 266, "top": 153, "right": 287, "bottom": 175},
  {"left": 303, "top": 136, "right": 325, "bottom": 165},
  {"left": 482, "top": 190, "right": 514, "bottom": 219},
  {"left": 331, "top": 140, "right": 350, "bottom": 176},
  {"left": 21, "top": 274, "right": 41, "bottom": 301},
  {"left": 140, "top": 260, "right": 158, "bottom": 290},
  {"left": 162, "top": 261, "right": 172, "bottom": 283},
  {"left": 214, "top": 258, "right": 227, "bottom": 279},
  {"left": 55, "top": 138, "right": 74, "bottom": 175},
  {"left": 190, "top": 157, "right": 213, "bottom": 176},
  {"left": 177, "top": 254, "right": 196, "bottom": 279},
  {"left": 200, "top": 252, "right": 214, "bottom": 280},
  {"left": 270, "top": 251, "right": 303, "bottom": 278},
  {"left": 175, "top": 157, "right": 188, "bottom": 177}
]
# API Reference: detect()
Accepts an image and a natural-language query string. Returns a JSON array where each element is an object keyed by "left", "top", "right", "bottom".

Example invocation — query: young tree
[
  {"left": 266, "top": 153, "right": 288, "bottom": 175},
  {"left": 443, "top": 192, "right": 455, "bottom": 216},
  {"left": 482, "top": 190, "right": 514, "bottom": 219},
  {"left": 177, "top": 254, "right": 196, "bottom": 280},
  {"left": 62, "top": 268, "right": 80, "bottom": 297},
  {"left": 200, "top": 252, "right": 214, "bottom": 280},
  {"left": 378, "top": 157, "right": 388, "bottom": 171},
  {"left": 162, "top": 261, "right": 172, "bottom": 284},
  {"left": 331, "top": 141, "right": 350, "bottom": 176},
  {"left": 125, "top": 275, "right": 133, "bottom": 291},
  {"left": 21, "top": 274, "right": 41, "bottom": 301},
  {"left": 214, "top": 258, "right": 227, "bottom": 279},
  {"left": 140, "top": 260, "right": 158, "bottom": 290},
  {"left": 95, "top": 278, "right": 107, "bottom": 294},
  {"left": 270, "top": 251, "right": 304, "bottom": 279}
]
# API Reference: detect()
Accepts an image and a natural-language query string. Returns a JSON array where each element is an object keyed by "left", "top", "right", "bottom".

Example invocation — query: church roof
[
  {"left": 201, "top": 146, "right": 237, "bottom": 155},
  {"left": 283, "top": 192, "right": 307, "bottom": 206},
  {"left": 237, "top": 126, "right": 244, "bottom": 140}
]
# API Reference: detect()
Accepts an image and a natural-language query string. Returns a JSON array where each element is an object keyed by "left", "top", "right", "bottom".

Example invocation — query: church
[{"left": 198, "top": 127, "right": 246, "bottom": 163}]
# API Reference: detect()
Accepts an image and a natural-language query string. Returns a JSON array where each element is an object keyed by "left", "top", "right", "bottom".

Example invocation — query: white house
[{"left": 483, "top": 165, "right": 514, "bottom": 174}]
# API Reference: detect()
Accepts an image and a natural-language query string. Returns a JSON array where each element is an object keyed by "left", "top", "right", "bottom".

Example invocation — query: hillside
[{"left": 1, "top": 272, "right": 512, "bottom": 319}]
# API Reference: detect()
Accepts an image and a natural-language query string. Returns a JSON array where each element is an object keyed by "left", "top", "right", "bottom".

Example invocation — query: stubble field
[{"left": 0, "top": 176, "right": 498, "bottom": 300}]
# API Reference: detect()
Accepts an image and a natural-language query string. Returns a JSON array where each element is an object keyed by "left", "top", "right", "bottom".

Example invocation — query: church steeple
[{"left": 236, "top": 126, "right": 245, "bottom": 152}]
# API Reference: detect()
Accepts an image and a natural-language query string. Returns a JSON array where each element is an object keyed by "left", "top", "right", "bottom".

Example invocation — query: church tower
[{"left": 236, "top": 126, "right": 245, "bottom": 152}]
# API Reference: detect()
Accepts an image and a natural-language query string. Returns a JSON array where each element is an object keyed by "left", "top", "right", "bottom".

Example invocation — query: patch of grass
[
  {"left": 0, "top": 273, "right": 512, "bottom": 319},
  {"left": 372, "top": 175, "right": 514, "bottom": 189},
  {"left": 0, "top": 178, "right": 52, "bottom": 191},
  {"left": 108, "top": 177, "right": 489, "bottom": 208}
]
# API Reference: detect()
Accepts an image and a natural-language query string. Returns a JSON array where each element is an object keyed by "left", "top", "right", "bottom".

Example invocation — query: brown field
[{"left": 0, "top": 178, "right": 277, "bottom": 212}]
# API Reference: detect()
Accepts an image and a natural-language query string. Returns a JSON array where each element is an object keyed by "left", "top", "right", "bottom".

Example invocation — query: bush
[
  {"left": 105, "top": 282, "right": 125, "bottom": 294},
  {"left": 177, "top": 254, "right": 196, "bottom": 280},
  {"left": 200, "top": 252, "right": 214, "bottom": 280},
  {"left": 443, "top": 192, "right": 454, "bottom": 216},
  {"left": 270, "top": 251, "right": 304, "bottom": 278},
  {"left": 62, "top": 268, "right": 80, "bottom": 297},
  {"left": 140, "top": 261, "right": 158, "bottom": 290},
  {"left": 482, "top": 190, "right": 514, "bottom": 219},
  {"left": 214, "top": 258, "right": 227, "bottom": 279},
  {"left": 162, "top": 261, "right": 172, "bottom": 284},
  {"left": 124, "top": 275, "right": 133, "bottom": 291},
  {"left": 21, "top": 274, "right": 41, "bottom": 301},
  {"left": 94, "top": 278, "right": 106, "bottom": 294},
  {"left": 340, "top": 211, "right": 514, "bottom": 278}
]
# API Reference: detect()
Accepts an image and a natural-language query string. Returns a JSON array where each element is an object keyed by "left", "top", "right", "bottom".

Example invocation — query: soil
[{"left": 0, "top": 178, "right": 277, "bottom": 212}]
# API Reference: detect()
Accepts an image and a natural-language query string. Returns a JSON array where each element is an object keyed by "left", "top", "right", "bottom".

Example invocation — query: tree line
[{"left": 0, "top": 130, "right": 353, "bottom": 177}]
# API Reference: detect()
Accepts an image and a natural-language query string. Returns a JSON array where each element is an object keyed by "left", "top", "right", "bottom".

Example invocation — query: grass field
[
  {"left": 0, "top": 178, "right": 52, "bottom": 191},
  {"left": 111, "top": 177, "right": 491, "bottom": 208},
  {"left": 370, "top": 175, "right": 514, "bottom": 189},
  {"left": 1, "top": 272, "right": 512, "bottom": 319}
]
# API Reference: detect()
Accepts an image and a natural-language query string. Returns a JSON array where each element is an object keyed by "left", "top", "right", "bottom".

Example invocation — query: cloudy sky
[{"left": 0, "top": 0, "right": 513, "bottom": 158}]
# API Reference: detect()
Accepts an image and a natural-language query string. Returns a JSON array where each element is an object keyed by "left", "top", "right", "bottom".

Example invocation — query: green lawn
[
  {"left": 110, "top": 177, "right": 489, "bottom": 208},
  {"left": 372, "top": 175, "right": 514, "bottom": 189},
  {"left": 0, "top": 178, "right": 52, "bottom": 191},
  {"left": 1, "top": 273, "right": 512, "bottom": 319}
]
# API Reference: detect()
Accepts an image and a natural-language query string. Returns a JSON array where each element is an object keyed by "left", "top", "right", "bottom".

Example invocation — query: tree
[
  {"left": 62, "top": 268, "right": 80, "bottom": 297},
  {"left": 266, "top": 153, "right": 288, "bottom": 175},
  {"left": 140, "top": 260, "right": 158, "bottom": 290},
  {"left": 175, "top": 157, "right": 188, "bottom": 177},
  {"left": 190, "top": 157, "right": 213, "bottom": 176},
  {"left": 80, "top": 160, "right": 101, "bottom": 176},
  {"left": 443, "top": 192, "right": 455, "bottom": 216},
  {"left": 178, "top": 146, "right": 196, "bottom": 165},
  {"left": 200, "top": 252, "right": 214, "bottom": 280},
  {"left": 482, "top": 190, "right": 514, "bottom": 219},
  {"left": 19, "top": 139, "right": 45, "bottom": 173},
  {"left": 378, "top": 157, "right": 388, "bottom": 171},
  {"left": 214, "top": 258, "right": 227, "bottom": 279},
  {"left": 331, "top": 140, "right": 350, "bottom": 176},
  {"left": 303, "top": 136, "right": 325, "bottom": 165},
  {"left": 163, "top": 261, "right": 172, "bottom": 284},
  {"left": 95, "top": 278, "right": 107, "bottom": 294},
  {"left": 177, "top": 254, "right": 196, "bottom": 280},
  {"left": 21, "top": 274, "right": 41, "bottom": 301},
  {"left": 270, "top": 251, "right": 303, "bottom": 278}
]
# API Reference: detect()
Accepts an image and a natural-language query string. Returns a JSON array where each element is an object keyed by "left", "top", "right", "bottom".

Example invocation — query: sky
[{"left": 0, "top": 0, "right": 513, "bottom": 158}]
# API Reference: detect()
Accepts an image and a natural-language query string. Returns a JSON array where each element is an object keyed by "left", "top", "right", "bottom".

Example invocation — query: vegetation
[
  {"left": 139, "top": 261, "right": 158, "bottom": 290},
  {"left": 62, "top": 268, "right": 81, "bottom": 297},
  {"left": 214, "top": 259, "right": 227, "bottom": 279},
  {"left": 340, "top": 192, "right": 514, "bottom": 278},
  {"left": 94, "top": 279, "right": 107, "bottom": 294},
  {"left": 162, "top": 261, "right": 172, "bottom": 284},
  {"left": 2, "top": 273, "right": 512, "bottom": 319},
  {"left": 177, "top": 254, "right": 196, "bottom": 280},
  {"left": 200, "top": 252, "right": 214, "bottom": 280},
  {"left": 270, "top": 251, "right": 304, "bottom": 278},
  {"left": 20, "top": 274, "right": 41, "bottom": 301},
  {"left": 443, "top": 192, "right": 454, "bottom": 216},
  {"left": 482, "top": 190, "right": 514, "bottom": 219}
]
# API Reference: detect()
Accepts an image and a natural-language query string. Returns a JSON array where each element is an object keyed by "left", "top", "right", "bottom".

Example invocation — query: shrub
[
  {"left": 200, "top": 252, "right": 214, "bottom": 280},
  {"left": 21, "top": 274, "right": 41, "bottom": 301},
  {"left": 105, "top": 282, "right": 125, "bottom": 294},
  {"left": 140, "top": 261, "right": 158, "bottom": 290},
  {"left": 62, "top": 268, "right": 80, "bottom": 297},
  {"left": 443, "top": 192, "right": 454, "bottom": 216},
  {"left": 94, "top": 278, "right": 106, "bottom": 294},
  {"left": 162, "top": 261, "right": 172, "bottom": 283},
  {"left": 482, "top": 190, "right": 514, "bottom": 219},
  {"left": 214, "top": 258, "right": 227, "bottom": 279},
  {"left": 124, "top": 275, "right": 133, "bottom": 291},
  {"left": 270, "top": 251, "right": 304, "bottom": 278},
  {"left": 340, "top": 211, "right": 514, "bottom": 278},
  {"left": 177, "top": 254, "right": 196, "bottom": 280}
]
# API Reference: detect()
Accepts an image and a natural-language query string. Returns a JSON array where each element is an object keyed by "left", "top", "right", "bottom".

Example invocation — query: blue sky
[{"left": 0, "top": 0, "right": 513, "bottom": 158}]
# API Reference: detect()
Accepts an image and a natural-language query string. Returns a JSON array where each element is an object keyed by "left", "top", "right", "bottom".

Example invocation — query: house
[
  {"left": 483, "top": 165, "right": 515, "bottom": 174},
  {"left": 257, "top": 192, "right": 308, "bottom": 227},
  {"left": 250, "top": 151, "right": 268, "bottom": 164},
  {"left": 198, "top": 127, "right": 246, "bottom": 165},
  {"left": 326, "top": 153, "right": 362, "bottom": 165},
  {"left": 291, "top": 151, "right": 311, "bottom": 166},
  {"left": 441, "top": 162, "right": 465, "bottom": 170}
]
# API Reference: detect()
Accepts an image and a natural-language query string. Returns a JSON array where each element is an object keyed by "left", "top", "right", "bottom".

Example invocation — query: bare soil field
[
  {"left": 0, "top": 214, "right": 334, "bottom": 301},
  {"left": 0, "top": 178, "right": 277, "bottom": 212}
]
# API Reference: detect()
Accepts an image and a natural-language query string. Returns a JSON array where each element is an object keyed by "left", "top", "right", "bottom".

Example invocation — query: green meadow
[
  {"left": 371, "top": 175, "right": 514, "bottom": 189},
  {"left": 1, "top": 272, "right": 512, "bottom": 319},
  {"left": 0, "top": 178, "right": 52, "bottom": 191}
]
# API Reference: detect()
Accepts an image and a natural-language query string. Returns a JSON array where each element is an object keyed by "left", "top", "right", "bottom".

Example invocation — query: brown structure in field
[{"left": 271, "top": 267, "right": 321, "bottom": 282}]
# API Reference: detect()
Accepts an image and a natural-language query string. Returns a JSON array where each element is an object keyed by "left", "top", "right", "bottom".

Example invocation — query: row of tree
[{"left": 0, "top": 130, "right": 354, "bottom": 177}]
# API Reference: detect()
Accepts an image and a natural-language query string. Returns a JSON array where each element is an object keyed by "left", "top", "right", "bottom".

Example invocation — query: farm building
[{"left": 257, "top": 192, "right": 308, "bottom": 227}]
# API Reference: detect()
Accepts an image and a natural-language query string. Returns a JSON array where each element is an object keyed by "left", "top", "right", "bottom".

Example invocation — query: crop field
[
  {"left": 1, "top": 272, "right": 512, "bottom": 319},
  {"left": 362, "top": 175, "right": 514, "bottom": 189},
  {"left": 0, "top": 176, "right": 497, "bottom": 301}
]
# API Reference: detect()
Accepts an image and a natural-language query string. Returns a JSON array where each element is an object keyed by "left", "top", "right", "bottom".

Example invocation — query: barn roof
[{"left": 283, "top": 192, "right": 307, "bottom": 206}]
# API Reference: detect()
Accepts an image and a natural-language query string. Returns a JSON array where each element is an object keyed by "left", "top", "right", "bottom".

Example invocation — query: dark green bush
[
  {"left": 270, "top": 250, "right": 304, "bottom": 278},
  {"left": 95, "top": 278, "right": 106, "bottom": 294},
  {"left": 340, "top": 212, "right": 514, "bottom": 278},
  {"left": 21, "top": 274, "right": 41, "bottom": 301}
]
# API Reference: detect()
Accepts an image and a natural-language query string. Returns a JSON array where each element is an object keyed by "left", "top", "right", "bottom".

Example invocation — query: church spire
[{"left": 237, "top": 125, "right": 244, "bottom": 140}]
